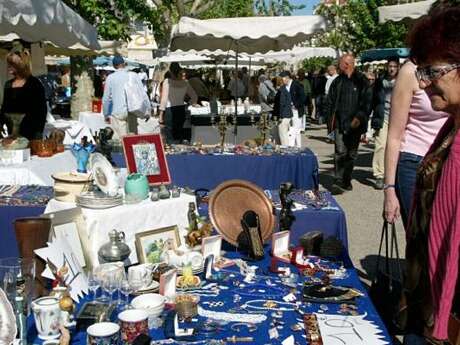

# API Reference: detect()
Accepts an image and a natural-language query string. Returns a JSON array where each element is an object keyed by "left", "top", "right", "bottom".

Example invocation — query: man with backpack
[
  {"left": 102, "top": 55, "right": 150, "bottom": 138},
  {"left": 258, "top": 74, "right": 276, "bottom": 111}
]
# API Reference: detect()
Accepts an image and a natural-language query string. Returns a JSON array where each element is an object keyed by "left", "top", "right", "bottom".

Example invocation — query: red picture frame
[{"left": 121, "top": 134, "right": 171, "bottom": 185}]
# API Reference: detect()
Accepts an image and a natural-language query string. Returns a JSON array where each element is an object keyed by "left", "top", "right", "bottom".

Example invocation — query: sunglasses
[{"left": 415, "top": 63, "right": 460, "bottom": 83}]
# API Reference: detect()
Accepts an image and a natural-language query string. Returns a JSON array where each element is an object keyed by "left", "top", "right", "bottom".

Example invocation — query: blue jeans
[{"left": 396, "top": 152, "right": 424, "bottom": 228}]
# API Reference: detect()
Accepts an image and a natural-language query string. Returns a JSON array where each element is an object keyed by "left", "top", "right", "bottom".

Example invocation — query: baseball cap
[{"left": 112, "top": 55, "right": 125, "bottom": 66}]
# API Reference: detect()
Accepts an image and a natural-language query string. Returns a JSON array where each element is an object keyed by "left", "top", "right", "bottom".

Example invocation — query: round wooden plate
[{"left": 208, "top": 180, "right": 275, "bottom": 247}]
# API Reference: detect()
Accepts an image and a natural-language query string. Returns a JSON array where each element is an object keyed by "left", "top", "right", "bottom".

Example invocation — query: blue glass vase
[{"left": 71, "top": 143, "right": 96, "bottom": 173}]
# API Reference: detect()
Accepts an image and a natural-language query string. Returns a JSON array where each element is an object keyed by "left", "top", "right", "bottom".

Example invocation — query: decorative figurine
[
  {"left": 279, "top": 182, "right": 296, "bottom": 232},
  {"left": 71, "top": 136, "right": 96, "bottom": 173},
  {"left": 94, "top": 127, "right": 115, "bottom": 166},
  {"left": 187, "top": 202, "right": 199, "bottom": 233}
]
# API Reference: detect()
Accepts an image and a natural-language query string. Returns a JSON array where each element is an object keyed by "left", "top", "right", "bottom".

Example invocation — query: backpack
[
  {"left": 264, "top": 81, "right": 276, "bottom": 104},
  {"left": 125, "top": 72, "right": 151, "bottom": 119}
]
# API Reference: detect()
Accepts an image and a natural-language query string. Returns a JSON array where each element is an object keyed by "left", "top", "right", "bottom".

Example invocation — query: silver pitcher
[{"left": 98, "top": 229, "right": 131, "bottom": 263}]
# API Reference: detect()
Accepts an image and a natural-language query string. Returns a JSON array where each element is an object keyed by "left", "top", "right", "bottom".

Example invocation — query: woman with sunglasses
[
  {"left": 402, "top": 7, "right": 460, "bottom": 345},
  {"left": 383, "top": 57, "right": 448, "bottom": 228},
  {"left": 0, "top": 50, "right": 47, "bottom": 140}
]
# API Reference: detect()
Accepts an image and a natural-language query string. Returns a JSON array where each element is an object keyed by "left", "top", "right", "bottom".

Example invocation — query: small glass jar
[{"left": 171, "top": 186, "right": 181, "bottom": 198}]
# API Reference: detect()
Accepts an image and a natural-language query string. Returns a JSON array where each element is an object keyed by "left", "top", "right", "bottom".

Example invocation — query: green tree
[
  {"left": 302, "top": 56, "right": 336, "bottom": 72},
  {"left": 315, "top": 0, "right": 407, "bottom": 55},
  {"left": 62, "top": 0, "right": 166, "bottom": 42},
  {"left": 255, "top": 0, "right": 305, "bottom": 15},
  {"left": 200, "top": 0, "right": 255, "bottom": 18}
]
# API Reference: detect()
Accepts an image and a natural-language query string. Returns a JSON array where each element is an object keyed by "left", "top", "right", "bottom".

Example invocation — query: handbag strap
[{"left": 374, "top": 221, "right": 404, "bottom": 284}]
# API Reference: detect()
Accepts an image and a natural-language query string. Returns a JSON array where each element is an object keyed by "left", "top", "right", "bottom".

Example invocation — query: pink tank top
[{"left": 400, "top": 90, "right": 449, "bottom": 157}]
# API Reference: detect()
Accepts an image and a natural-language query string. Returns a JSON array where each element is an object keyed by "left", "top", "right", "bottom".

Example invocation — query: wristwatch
[{"left": 383, "top": 184, "right": 396, "bottom": 190}]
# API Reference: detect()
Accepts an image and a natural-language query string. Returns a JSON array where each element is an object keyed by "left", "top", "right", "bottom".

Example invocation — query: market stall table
[
  {"left": 44, "top": 193, "right": 196, "bottom": 266},
  {"left": 0, "top": 150, "right": 77, "bottom": 186},
  {"left": 113, "top": 150, "right": 319, "bottom": 190},
  {"left": 27, "top": 247, "right": 391, "bottom": 345},
  {"left": 0, "top": 185, "right": 53, "bottom": 258},
  {"left": 78, "top": 111, "right": 107, "bottom": 136},
  {"left": 43, "top": 119, "right": 95, "bottom": 145}
]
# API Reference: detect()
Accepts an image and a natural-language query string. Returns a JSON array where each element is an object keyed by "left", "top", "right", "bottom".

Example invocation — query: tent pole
[
  {"left": 234, "top": 43, "right": 239, "bottom": 143},
  {"left": 249, "top": 56, "right": 252, "bottom": 76}
]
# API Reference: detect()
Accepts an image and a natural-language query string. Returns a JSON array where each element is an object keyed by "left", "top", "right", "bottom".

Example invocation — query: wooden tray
[{"left": 208, "top": 180, "right": 275, "bottom": 247}]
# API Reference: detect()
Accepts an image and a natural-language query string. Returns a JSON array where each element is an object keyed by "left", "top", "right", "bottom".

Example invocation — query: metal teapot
[{"left": 98, "top": 229, "right": 131, "bottom": 263}]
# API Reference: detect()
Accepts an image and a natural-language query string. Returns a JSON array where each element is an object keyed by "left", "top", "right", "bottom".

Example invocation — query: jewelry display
[
  {"left": 303, "top": 314, "right": 323, "bottom": 345},
  {"left": 197, "top": 306, "right": 267, "bottom": 324},
  {"left": 241, "top": 299, "right": 298, "bottom": 312},
  {"left": 230, "top": 323, "right": 257, "bottom": 333}
]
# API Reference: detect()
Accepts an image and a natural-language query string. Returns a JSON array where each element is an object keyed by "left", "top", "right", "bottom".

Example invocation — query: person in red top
[{"left": 403, "top": 6, "right": 460, "bottom": 345}]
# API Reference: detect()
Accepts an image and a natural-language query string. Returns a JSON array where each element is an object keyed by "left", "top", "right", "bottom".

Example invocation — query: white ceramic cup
[
  {"left": 31, "top": 296, "right": 61, "bottom": 340},
  {"left": 185, "top": 252, "right": 203, "bottom": 269},
  {"left": 128, "top": 263, "right": 153, "bottom": 289},
  {"left": 87, "top": 322, "right": 120, "bottom": 345}
]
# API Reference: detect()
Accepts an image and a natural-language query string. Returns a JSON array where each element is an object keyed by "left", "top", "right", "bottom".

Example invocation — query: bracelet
[{"left": 383, "top": 184, "right": 396, "bottom": 190}]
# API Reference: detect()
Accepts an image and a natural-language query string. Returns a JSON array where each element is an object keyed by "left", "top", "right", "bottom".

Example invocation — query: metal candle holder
[
  {"left": 250, "top": 112, "right": 278, "bottom": 146},
  {"left": 211, "top": 112, "right": 233, "bottom": 148}
]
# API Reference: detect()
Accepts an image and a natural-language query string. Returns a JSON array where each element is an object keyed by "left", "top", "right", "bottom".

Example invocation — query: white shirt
[
  {"left": 285, "top": 79, "right": 292, "bottom": 92},
  {"left": 325, "top": 74, "right": 338, "bottom": 95}
]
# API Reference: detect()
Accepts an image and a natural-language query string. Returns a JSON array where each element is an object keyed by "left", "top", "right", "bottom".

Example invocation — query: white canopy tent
[
  {"left": 378, "top": 0, "right": 435, "bottom": 23},
  {"left": 0, "top": 0, "right": 100, "bottom": 50},
  {"left": 170, "top": 16, "right": 327, "bottom": 55},
  {"left": 169, "top": 16, "right": 327, "bottom": 140},
  {"left": 252, "top": 47, "right": 338, "bottom": 64}
]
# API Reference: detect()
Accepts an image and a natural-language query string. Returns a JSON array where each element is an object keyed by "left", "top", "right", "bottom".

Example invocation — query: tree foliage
[
  {"left": 254, "top": 0, "right": 305, "bottom": 16},
  {"left": 302, "top": 56, "right": 336, "bottom": 72},
  {"left": 315, "top": 0, "right": 408, "bottom": 55},
  {"left": 200, "top": 0, "right": 255, "bottom": 19},
  {"left": 62, "top": 0, "right": 166, "bottom": 42}
]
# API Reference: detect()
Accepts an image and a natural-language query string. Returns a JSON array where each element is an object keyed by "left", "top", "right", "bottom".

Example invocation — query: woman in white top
[{"left": 159, "top": 63, "right": 198, "bottom": 143}]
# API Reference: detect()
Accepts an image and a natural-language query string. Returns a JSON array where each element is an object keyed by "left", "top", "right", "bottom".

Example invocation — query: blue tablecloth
[
  {"left": 0, "top": 185, "right": 53, "bottom": 258},
  {"left": 0, "top": 205, "right": 46, "bottom": 258},
  {"left": 113, "top": 151, "right": 319, "bottom": 190},
  {"left": 27, "top": 247, "right": 390, "bottom": 344}
]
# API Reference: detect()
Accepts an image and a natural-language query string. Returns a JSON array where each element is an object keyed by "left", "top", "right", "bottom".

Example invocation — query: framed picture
[
  {"left": 135, "top": 226, "right": 181, "bottom": 264},
  {"left": 43, "top": 207, "right": 92, "bottom": 269},
  {"left": 122, "top": 134, "right": 171, "bottom": 185}
]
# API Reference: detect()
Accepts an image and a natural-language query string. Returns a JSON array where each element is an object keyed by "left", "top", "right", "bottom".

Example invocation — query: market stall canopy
[
  {"left": 45, "top": 40, "right": 127, "bottom": 57},
  {"left": 169, "top": 16, "right": 326, "bottom": 54},
  {"left": 360, "top": 48, "right": 409, "bottom": 62},
  {"left": 0, "top": 0, "right": 100, "bottom": 50},
  {"left": 252, "top": 47, "right": 337, "bottom": 64},
  {"left": 378, "top": 0, "right": 435, "bottom": 23}
]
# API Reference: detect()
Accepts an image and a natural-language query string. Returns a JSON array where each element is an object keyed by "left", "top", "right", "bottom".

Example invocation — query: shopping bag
[
  {"left": 369, "top": 221, "right": 405, "bottom": 335},
  {"left": 125, "top": 72, "right": 151, "bottom": 119}
]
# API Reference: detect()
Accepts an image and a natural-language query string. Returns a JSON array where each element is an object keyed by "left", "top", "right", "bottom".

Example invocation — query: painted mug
[
  {"left": 87, "top": 322, "right": 120, "bottom": 345},
  {"left": 31, "top": 296, "right": 61, "bottom": 340},
  {"left": 118, "top": 309, "right": 149, "bottom": 344}
]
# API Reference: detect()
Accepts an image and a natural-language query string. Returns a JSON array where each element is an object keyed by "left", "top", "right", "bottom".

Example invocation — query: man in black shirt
[{"left": 324, "top": 54, "right": 372, "bottom": 194}]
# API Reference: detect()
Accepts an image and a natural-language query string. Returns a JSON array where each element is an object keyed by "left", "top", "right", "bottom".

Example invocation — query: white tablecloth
[
  {"left": 0, "top": 150, "right": 77, "bottom": 186},
  {"left": 78, "top": 111, "right": 107, "bottom": 136},
  {"left": 43, "top": 120, "right": 95, "bottom": 145},
  {"left": 78, "top": 111, "right": 160, "bottom": 137},
  {"left": 44, "top": 193, "right": 196, "bottom": 266}
]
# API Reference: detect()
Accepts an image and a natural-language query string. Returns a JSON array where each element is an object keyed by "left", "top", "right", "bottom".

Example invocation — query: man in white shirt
[{"left": 102, "top": 56, "right": 137, "bottom": 138}]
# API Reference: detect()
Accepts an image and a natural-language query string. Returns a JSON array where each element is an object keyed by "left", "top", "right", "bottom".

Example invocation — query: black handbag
[{"left": 369, "top": 221, "right": 405, "bottom": 334}]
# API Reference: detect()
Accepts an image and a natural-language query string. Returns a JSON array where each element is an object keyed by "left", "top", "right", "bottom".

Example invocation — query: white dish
[
  {"left": 89, "top": 153, "right": 118, "bottom": 196},
  {"left": 131, "top": 293, "right": 165, "bottom": 317}
]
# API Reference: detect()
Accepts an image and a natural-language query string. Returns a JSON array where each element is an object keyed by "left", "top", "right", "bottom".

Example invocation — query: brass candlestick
[
  {"left": 250, "top": 112, "right": 278, "bottom": 146},
  {"left": 211, "top": 113, "right": 233, "bottom": 148}
]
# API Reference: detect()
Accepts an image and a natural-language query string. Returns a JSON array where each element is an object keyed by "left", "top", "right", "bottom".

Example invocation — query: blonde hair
[{"left": 6, "top": 50, "right": 31, "bottom": 78}]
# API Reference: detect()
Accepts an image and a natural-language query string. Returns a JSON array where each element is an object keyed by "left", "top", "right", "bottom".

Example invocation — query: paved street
[{"left": 304, "top": 124, "right": 406, "bottom": 284}]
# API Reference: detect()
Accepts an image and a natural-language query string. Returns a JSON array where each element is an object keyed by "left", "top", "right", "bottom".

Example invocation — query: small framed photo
[
  {"left": 135, "top": 226, "right": 181, "bottom": 264},
  {"left": 122, "top": 134, "right": 171, "bottom": 185}
]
